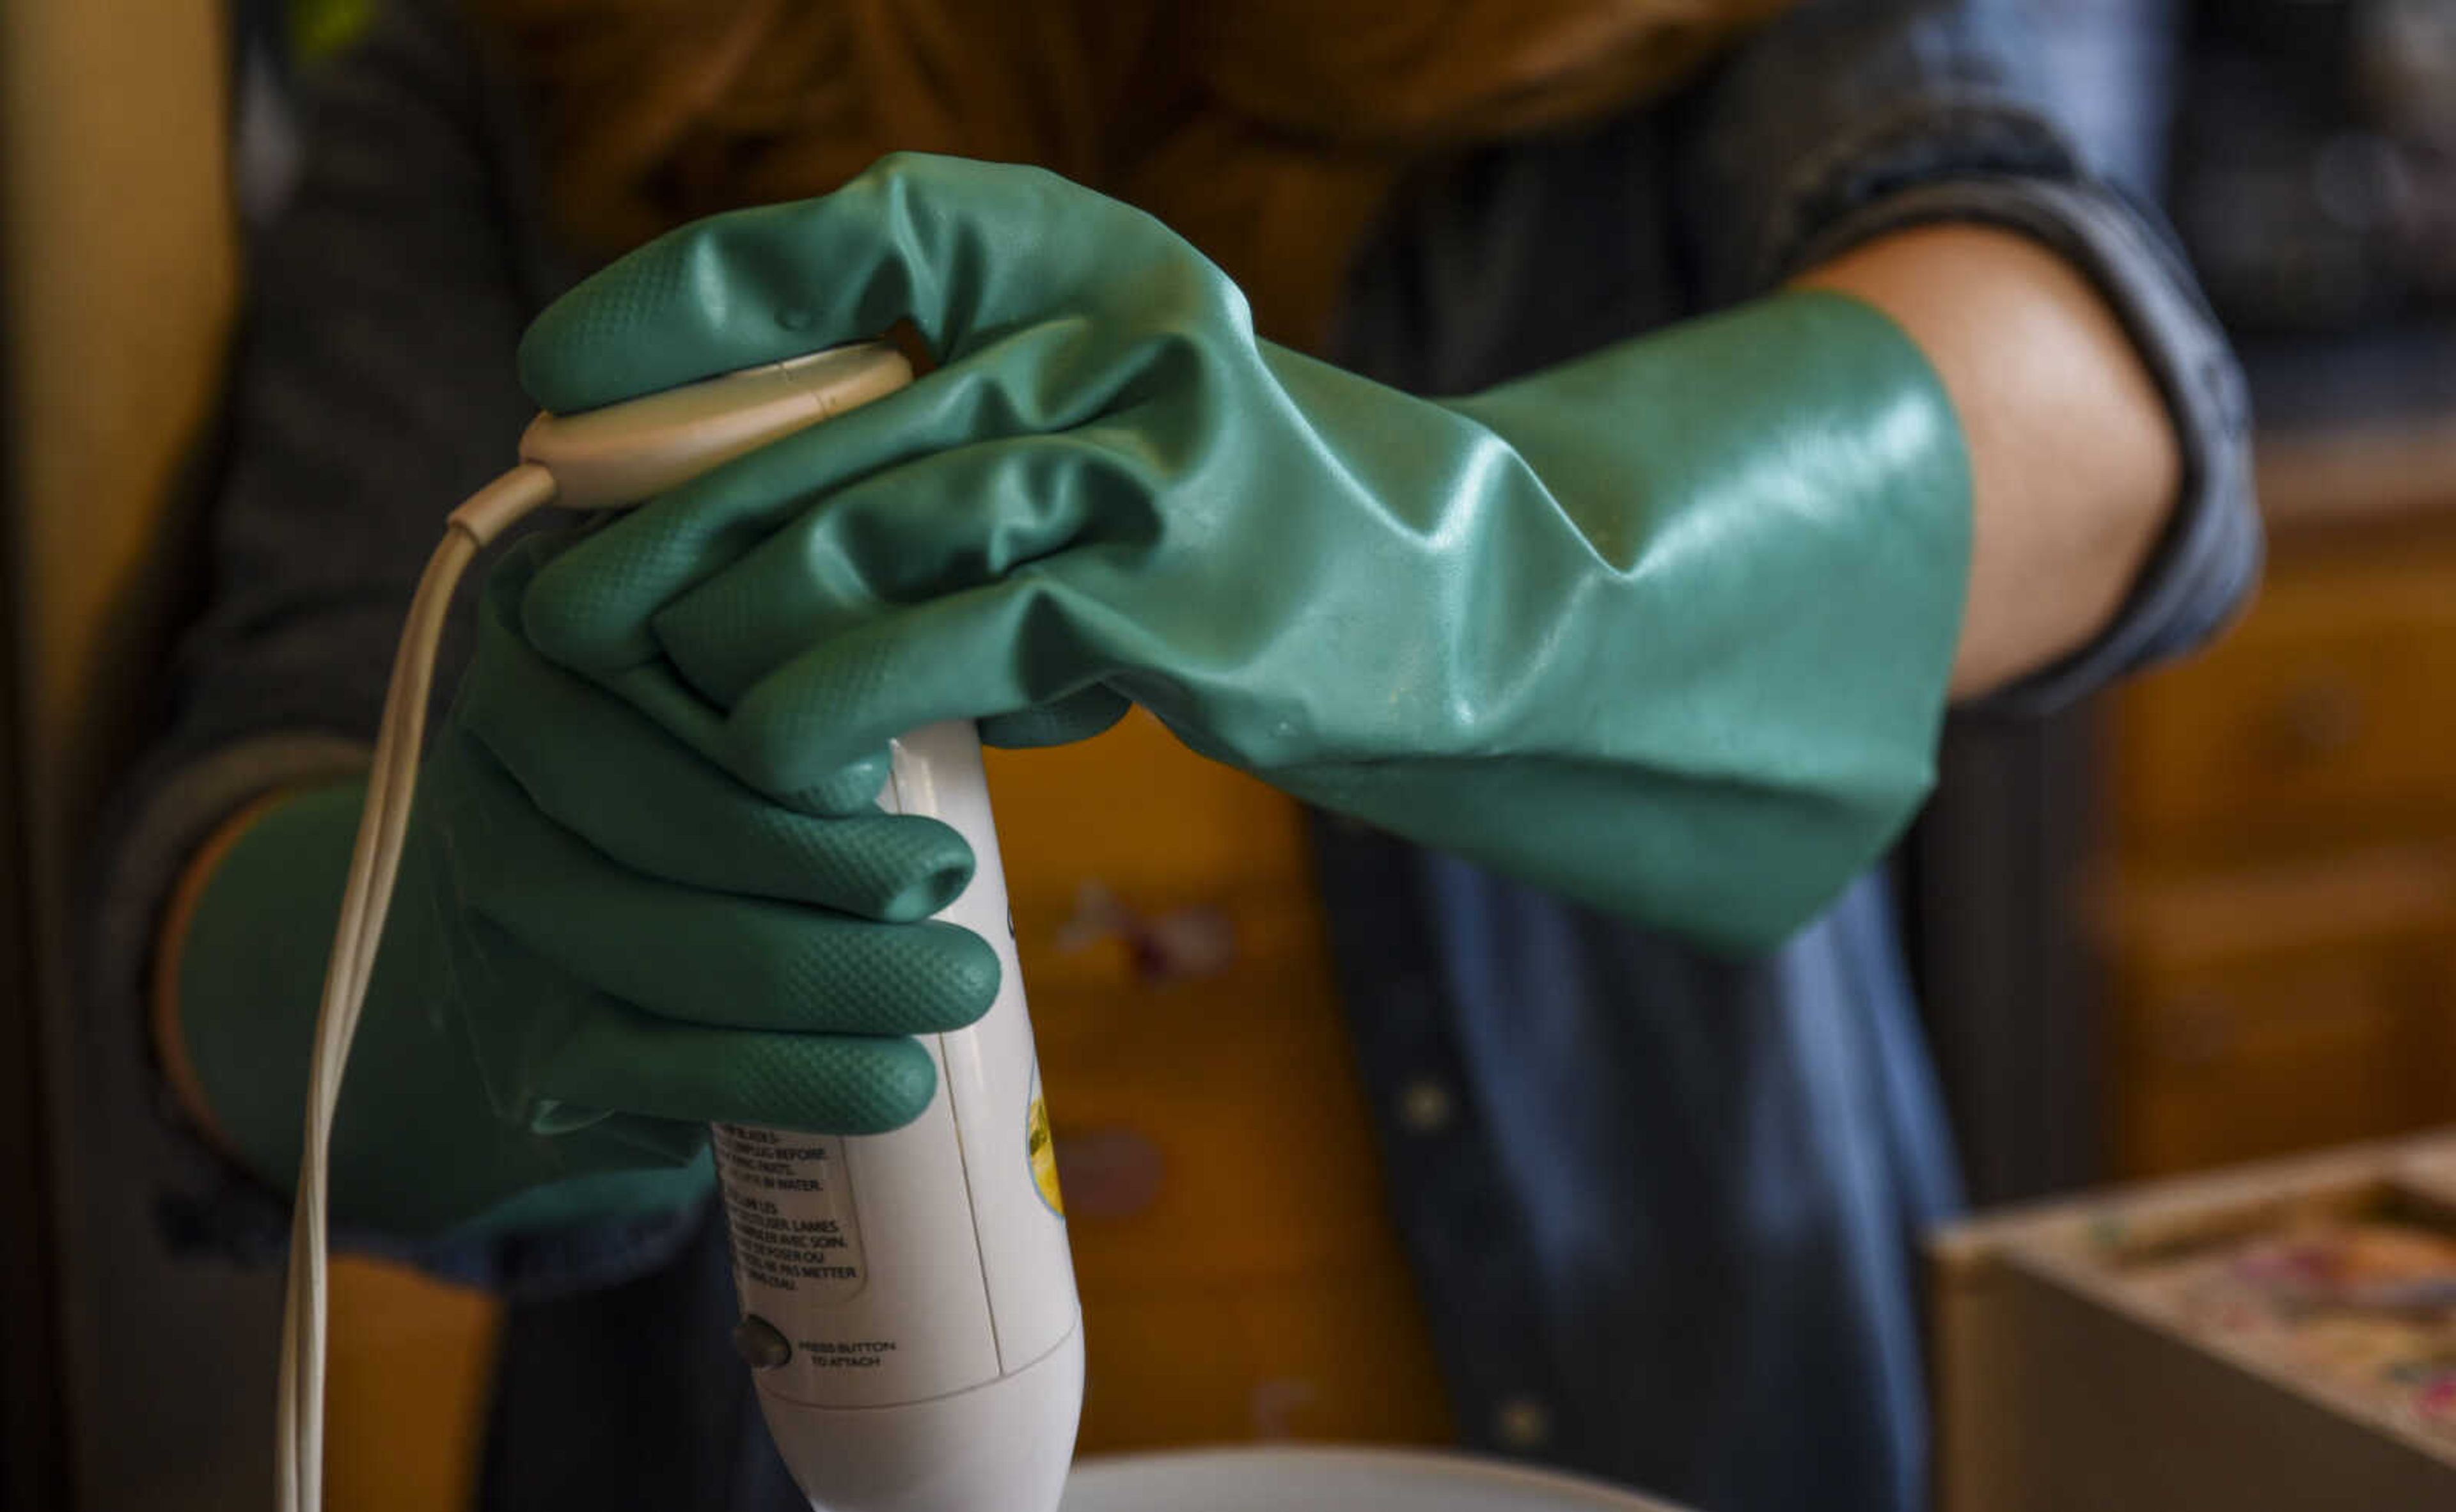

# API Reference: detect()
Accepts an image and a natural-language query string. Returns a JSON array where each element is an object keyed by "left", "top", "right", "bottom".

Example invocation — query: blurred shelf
[
  {"left": 2257, "top": 413, "right": 2456, "bottom": 535},
  {"left": 2100, "top": 359, "right": 2456, "bottom": 1181}
]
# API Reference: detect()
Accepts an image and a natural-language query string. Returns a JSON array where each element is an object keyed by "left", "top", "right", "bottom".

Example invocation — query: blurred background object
[
  {"left": 2090, "top": 0, "right": 2456, "bottom": 1186},
  {"left": 1934, "top": 1131, "right": 2456, "bottom": 1510},
  {"left": 2, "top": 3, "right": 243, "bottom": 1510},
  {"left": 5, "top": 0, "right": 511, "bottom": 1488},
  {"left": 1924, "top": 0, "right": 2456, "bottom": 1209},
  {"left": 1948, "top": 21, "right": 2456, "bottom": 1486},
  {"left": 2169, "top": 0, "right": 2456, "bottom": 342},
  {"left": 4, "top": 0, "right": 509, "bottom": 1495}
]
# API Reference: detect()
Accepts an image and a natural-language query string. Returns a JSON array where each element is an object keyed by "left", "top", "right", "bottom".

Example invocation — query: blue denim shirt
[{"left": 92, "top": 2, "right": 2255, "bottom": 1509}]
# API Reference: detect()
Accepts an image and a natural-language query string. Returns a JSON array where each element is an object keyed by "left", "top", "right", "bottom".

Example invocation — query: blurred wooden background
[
  {"left": 3, "top": 4, "right": 499, "bottom": 1509},
  {"left": 2097, "top": 420, "right": 2456, "bottom": 1177}
]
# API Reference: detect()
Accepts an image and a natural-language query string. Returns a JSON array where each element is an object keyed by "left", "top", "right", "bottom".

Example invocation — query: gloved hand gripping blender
[
  {"left": 185, "top": 343, "right": 1082, "bottom": 1512},
  {"left": 516, "top": 153, "right": 1976, "bottom": 957},
  {"left": 531, "top": 351, "right": 1083, "bottom": 1512}
]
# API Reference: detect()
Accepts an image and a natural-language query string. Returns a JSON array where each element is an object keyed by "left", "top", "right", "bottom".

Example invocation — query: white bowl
[{"left": 1061, "top": 1447, "right": 1687, "bottom": 1512}]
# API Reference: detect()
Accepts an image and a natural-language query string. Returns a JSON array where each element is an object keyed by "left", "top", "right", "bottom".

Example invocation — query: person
[{"left": 98, "top": 1, "right": 2258, "bottom": 1509}]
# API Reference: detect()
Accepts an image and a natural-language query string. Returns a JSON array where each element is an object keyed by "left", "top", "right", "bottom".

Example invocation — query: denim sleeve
[
  {"left": 85, "top": 0, "right": 704, "bottom": 1298},
  {"left": 1677, "top": 0, "right": 2260, "bottom": 715}
]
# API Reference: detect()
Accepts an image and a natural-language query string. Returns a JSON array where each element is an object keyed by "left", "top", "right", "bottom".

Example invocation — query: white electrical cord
[{"left": 276, "top": 462, "right": 559, "bottom": 1512}]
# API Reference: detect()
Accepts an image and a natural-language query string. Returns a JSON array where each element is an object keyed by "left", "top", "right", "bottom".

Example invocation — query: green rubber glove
[
  {"left": 517, "top": 153, "right": 1972, "bottom": 952},
  {"left": 175, "top": 539, "right": 998, "bottom": 1237}
]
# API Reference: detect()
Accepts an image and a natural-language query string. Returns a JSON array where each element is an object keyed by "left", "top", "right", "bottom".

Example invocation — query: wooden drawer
[
  {"left": 2116, "top": 945, "right": 2455, "bottom": 1177},
  {"left": 2114, "top": 539, "right": 2456, "bottom": 862},
  {"left": 2104, "top": 849, "right": 2456, "bottom": 1177}
]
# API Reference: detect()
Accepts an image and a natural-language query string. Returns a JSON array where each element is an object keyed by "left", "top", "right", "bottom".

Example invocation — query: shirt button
[
  {"left": 1495, "top": 1396, "right": 1552, "bottom": 1451},
  {"left": 1397, "top": 1079, "right": 1454, "bottom": 1134}
]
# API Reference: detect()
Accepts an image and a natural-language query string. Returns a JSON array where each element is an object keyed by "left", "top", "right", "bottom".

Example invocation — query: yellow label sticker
[{"left": 1027, "top": 1071, "right": 1064, "bottom": 1218}]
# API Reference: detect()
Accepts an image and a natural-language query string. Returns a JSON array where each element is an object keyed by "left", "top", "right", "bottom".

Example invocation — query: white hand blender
[{"left": 275, "top": 342, "right": 1083, "bottom": 1512}]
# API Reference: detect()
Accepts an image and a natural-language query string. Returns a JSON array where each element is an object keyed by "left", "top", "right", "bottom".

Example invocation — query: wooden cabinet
[
  {"left": 2103, "top": 847, "right": 2456, "bottom": 1173},
  {"left": 2100, "top": 420, "right": 2456, "bottom": 1178},
  {"left": 2118, "top": 538, "right": 2456, "bottom": 859}
]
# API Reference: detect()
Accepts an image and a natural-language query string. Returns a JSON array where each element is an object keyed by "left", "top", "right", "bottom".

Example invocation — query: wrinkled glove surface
[{"left": 517, "top": 153, "right": 1972, "bottom": 953}]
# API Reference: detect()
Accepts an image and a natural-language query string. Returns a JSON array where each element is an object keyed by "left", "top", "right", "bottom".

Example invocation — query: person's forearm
[{"left": 1794, "top": 223, "right": 2181, "bottom": 699}]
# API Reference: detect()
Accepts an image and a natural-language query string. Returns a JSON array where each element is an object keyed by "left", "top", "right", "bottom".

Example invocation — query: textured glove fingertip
[
  {"left": 770, "top": 750, "right": 893, "bottom": 816},
  {"left": 517, "top": 227, "right": 703, "bottom": 413},
  {"left": 867, "top": 825, "right": 977, "bottom": 924},
  {"left": 775, "top": 1037, "right": 941, "bottom": 1136},
  {"left": 918, "top": 922, "right": 1002, "bottom": 1032},
  {"left": 870, "top": 1037, "right": 946, "bottom": 1131}
]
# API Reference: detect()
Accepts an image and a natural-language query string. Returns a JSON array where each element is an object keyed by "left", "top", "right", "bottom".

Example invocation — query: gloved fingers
[
  {"left": 720, "top": 574, "right": 1146, "bottom": 796},
  {"left": 589, "top": 659, "right": 893, "bottom": 816},
  {"left": 490, "top": 536, "right": 892, "bottom": 815},
  {"left": 977, "top": 688, "right": 1134, "bottom": 748},
  {"left": 534, "top": 1005, "right": 942, "bottom": 1136},
  {"left": 521, "top": 398, "right": 935, "bottom": 676},
  {"left": 646, "top": 427, "right": 1168, "bottom": 708},
  {"left": 517, "top": 152, "right": 1203, "bottom": 415},
  {"left": 462, "top": 591, "right": 973, "bottom": 922},
  {"left": 449, "top": 738, "right": 999, "bottom": 1035},
  {"left": 521, "top": 326, "right": 1171, "bottom": 679}
]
